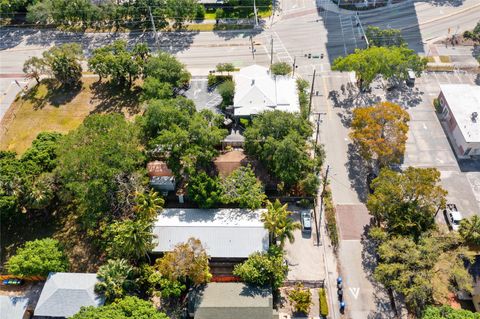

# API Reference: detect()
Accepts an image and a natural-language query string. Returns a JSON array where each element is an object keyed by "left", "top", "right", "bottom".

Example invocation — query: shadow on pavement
[{"left": 346, "top": 143, "right": 370, "bottom": 203}]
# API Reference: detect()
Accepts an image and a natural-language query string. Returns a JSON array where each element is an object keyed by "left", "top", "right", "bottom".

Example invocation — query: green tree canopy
[
  {"left": 23, "top": 56, "right": 47, "bottom": 84},
  {"left": 144, "top": 52, "right": 191, "bottom": 89},
  {"left": 374, "top": 233, "right": 472, "bottom": 315},
  {"left": 71, "top": 296, "right": 169, "bottom": 319},
  {"left": 220, "top": 165, "right": 266, "bottom": 209},
  {"left": 233, "top": 246, "right": 287, "bottom": 290},
  {"left": 421, "top": 306, "right": 480, "bottom": 319},
  {"left": 288, "top": 283, "right": 312, "bottom": 314},
  {"left": 350, "top": 101, "right": 410, "bottom": 167},
  {"left": 187, "top": 171, "right": 222, "bottom": 208},
  {"left": 365, "top": 26, "right": 405, "bottom": 47},
  {"left": 244, "top": 111, "right": 314, "bottom": 189},
  {"left": 217, "top": 79, "right": 235, "bottom": 107},
  {"left": 367, "top": 167, "right": 447, "bottom": 238},
  {"left": 107, "top": 219, "right": 156, "bottom": 261},
  {"left": 88, "top": 40, "right": 149, "bottom": 87},
  {"left": 459, "top": 215, "right": 480, "bottom": 246},
  {"left": 463, "top": 22, "right": 480, "bottom": 43},
  {"left": 55, "top": 114, "right": 144, "bottom": 235},
  {"left": 6, "top": 238, "right": 69, "bottom": 277},
  {"left": 95, "top": 259, "right": 137, "bottom": 303},
  {"left": 42, "top": 43, "right": 83, "bottom": 87},
  {"left": 332, "top": 46, "right": 427, "bottom": 89},
  {"left": 271, "top": 62, "right": 292, "bottom": 76}
]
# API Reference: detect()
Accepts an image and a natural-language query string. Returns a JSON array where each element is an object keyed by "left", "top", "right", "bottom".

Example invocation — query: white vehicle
[{"left": 445, "top": 204, "right": 463, "bottom": 231}]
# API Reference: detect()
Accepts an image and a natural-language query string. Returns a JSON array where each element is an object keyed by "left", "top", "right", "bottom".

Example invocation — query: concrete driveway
[{"left": 283, "top": 209, "right": 325, "bottom": 281}]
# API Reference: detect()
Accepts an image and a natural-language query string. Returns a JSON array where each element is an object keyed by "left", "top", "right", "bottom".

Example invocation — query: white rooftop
[
  {"left": 0, "top": 296, "right": 29, "bottom": 319},
  {"left": 233, "top": 65, "right": 299, "bottom": 116},
  {"left": 34, "top": 272, "right": 104, "bottom": 318},
  {"left": 441, "top": 84, "right": 480, "bottom": 143},
  {"left": 153, "top": 208, "right": 268, "bottom": 258}
]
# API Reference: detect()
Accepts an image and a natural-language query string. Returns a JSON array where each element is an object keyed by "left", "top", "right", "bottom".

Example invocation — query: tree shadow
[
  {"left": 24, "top": 79, "right": 82, "bottom": 110},
  {"left": 89, "top": 81, "right": 142, "bottom": 116},
  {"left": 213, "top": 25, "right": 264, "bottom": 41},
  {"left": 0, "top": 27, "right": 39, "bottom": 50},
  {"left": 345, "top": 143, "right": 370, "bottom": 202},
  {"left": 384, "top": 83, "right": 424, "bottom": 108}
]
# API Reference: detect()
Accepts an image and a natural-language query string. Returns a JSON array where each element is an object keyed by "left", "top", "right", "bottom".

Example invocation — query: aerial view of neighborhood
[{"left": 0, "top": 0, "right": 479, "bottom": 318}]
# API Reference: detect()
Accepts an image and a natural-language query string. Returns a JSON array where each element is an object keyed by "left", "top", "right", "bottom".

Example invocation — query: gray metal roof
[
  {"left": 34, "top": 273, "right": 104, "bottom": 318},
  {"left": 153, "top": 208, "right": 269, "bottom": 258},
  {"left": 0, "top": 296, "right": 29, "bottom": 319},
  {"left": 191, "top": 283, "right": 273, "bottom": 319}
]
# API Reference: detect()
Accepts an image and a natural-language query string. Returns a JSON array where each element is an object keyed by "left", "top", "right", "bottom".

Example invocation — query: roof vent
[
  {"left": 251, "top": 79, "right": 255, "bottom": 86},
  {"left": 472, "top": 112, "right": 478, "bottom": 123}
]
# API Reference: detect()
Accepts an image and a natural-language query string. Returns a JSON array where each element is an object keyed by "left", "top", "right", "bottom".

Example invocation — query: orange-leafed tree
[{"left": 350, "top": 102, "right": 410, "bottom": 168}]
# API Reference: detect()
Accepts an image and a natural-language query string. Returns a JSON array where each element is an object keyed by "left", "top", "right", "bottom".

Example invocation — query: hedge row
[
  {"left": 318, "top": 288, "right": 329, "bottom": 317},
  {"left": 324, "top": 187, "right": 339, "bottom": 249}
]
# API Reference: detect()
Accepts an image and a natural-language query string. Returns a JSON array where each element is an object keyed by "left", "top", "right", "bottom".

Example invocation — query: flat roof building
[
  {"left": 233, "top": 65, "right": 299, "bottom": 117},
  {"left": 153, "top": 208, "right": 268, "bottom": 259},
  {"left": 438, "top": 84, "right": 480, "bottom": 159}
]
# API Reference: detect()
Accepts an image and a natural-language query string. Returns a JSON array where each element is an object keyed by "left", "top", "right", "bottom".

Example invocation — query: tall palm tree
[
  {"left": 261, "top": 200, "right": 300, "bottom": 247},
  {"left": 133, "top": 189, "right": 164, "bottom": 222},
  {"left": 95, "top": 259, "right": 135, "bottom": 303},
  {"left": 459, "top": 215, "right": 480, "bottom": 245},
  {"left": 110, "top": 219, "right": 156, "bottom": 262}
]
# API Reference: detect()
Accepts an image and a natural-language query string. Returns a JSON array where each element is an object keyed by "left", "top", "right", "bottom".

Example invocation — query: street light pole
[
  {"left": 270, "top": 36, "right": 274, "bottom": 67},
  {"left": 292, "top": 56, "right": 296, "bottom": 77},
  {"left": 308, "top": 69, "right": 316, "bottom": 117},
  {"left": 148, "top": 6, "right": 160, "bottom": 52}
]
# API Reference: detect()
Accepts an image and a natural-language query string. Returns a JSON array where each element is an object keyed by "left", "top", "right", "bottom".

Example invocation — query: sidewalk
[{"left": 0, "top": 79, "right": 28, "bottom": 123}]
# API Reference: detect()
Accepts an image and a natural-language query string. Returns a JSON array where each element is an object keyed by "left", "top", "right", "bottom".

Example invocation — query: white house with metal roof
[
  {"left": 438, "top": 84, "right": 480, "bottom": 159},
  {"left": 153, "top": 208, "right": 269, "bottom": 259},
  {"left": 33, "top": 273, "right": 104, "bottom": 318},
  {"left": 233, "top": 65, "right": 299, "bottom": 117}
]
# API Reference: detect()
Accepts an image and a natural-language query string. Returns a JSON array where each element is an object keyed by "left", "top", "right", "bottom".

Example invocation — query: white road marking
[{"left": 349, "top": 287, "right": 360, "bottom": 299}]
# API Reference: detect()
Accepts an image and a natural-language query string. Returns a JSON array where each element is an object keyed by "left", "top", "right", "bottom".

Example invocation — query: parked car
[
  {"left": 445, "top": 204, "right": 463, "bottom": 231},
  {"left": 406, "top": 70, "right": 416, "bottom": 87},
  {"left": 301, "top": 210, "right": 312, "bottom": 232}
]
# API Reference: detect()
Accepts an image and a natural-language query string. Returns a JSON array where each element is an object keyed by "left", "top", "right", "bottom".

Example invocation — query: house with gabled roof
[
  {"left": 233, "top": 65, "right": 299, "bottom": 117},
  {"left": 33, "top": 273, "right": 104, "bottom": 318}
]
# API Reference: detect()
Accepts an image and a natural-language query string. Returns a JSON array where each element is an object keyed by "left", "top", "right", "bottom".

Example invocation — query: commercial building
[{"left": 438, "top": 84, "right": 480, "bottom": 159}]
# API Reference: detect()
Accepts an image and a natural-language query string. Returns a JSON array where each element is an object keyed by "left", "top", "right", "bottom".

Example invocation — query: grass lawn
[{"left": 0, "top": 76, "right": 142, "bottom": 155}]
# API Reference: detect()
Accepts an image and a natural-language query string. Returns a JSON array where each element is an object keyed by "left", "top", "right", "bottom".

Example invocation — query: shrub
[
  {"left": 433, "top": 98, "right": 442, "bottom": 113},
  {"left": 324, "top": 188, "right": 339, "bottom": 249},
  {"left": 271, "top": 62, "right": 292, "bottom": 76},
  {"left": 207, "top": 74, "right": 232, "bottom": 87},
  {"left": 195, "top": 5, "right": 206, "bottom": 20},
  {"left": 288, "top": 283, "right": 312, "bottom": 314},
  {"left": 319, "top": 288, "right": 329, "bottom": 317}
]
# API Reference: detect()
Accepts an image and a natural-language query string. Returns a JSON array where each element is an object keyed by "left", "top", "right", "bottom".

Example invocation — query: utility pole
[
  {"left": 355, "top": 12, "right": 369, "bottom": 48},
  {"left": 250, "top": 35, "right": 255, "bottom": 58},
  {"left": 270, "top": 36, "right": 274, "bottom": 67},
  {"left": 148, "top": 6, "right": 160, "bottom": 52},
  {"left": 308, "top": 69, "right": 316, "bottom": 117},
  {"left": 292, "top": 56, "right": 296, "bottom": 77},
  {"left": 253, "top": 0, "right": 259, "bottom": 27},
  {"left": 313, "top": 197, "right": 320, "bottom": 246},
  {"left": 314, "top": 112, "right": 326, "bottom": 151},
  {"left": 319, "top": 165, "right": 330, "bottom": 233}
]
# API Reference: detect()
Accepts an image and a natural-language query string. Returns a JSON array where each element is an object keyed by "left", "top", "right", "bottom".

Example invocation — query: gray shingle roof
[
  {"left": 190, "top": 283, "right": 273, "bottom": 319},
  {"left": 0, "top": 296, "right": 29, "bottom": 319},
  {"left": 153, "top": 208, "right": 269, "bottom": 258},
  {"left": 34, "top": 273, "right": 104, "bottom": 318}
]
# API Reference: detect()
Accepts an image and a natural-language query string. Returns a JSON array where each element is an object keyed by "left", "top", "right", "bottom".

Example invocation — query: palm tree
[
  {"left": 459, "top": 215, "right": 480, "bottom": 245},
  {"left": 261, "top": 200, "right": 300, "bottom": 247},
  {"left": 95, "top": 259, "right": 135, "bottom": 303},
  {"left": 110, "top": 219, "right": 156, "bottom": 262},
  {"left": 276, "top": 211, "right": 302, "bottom": 248},
  {"left": 133, "top": 189, "right": 164, "bottom": 222}
]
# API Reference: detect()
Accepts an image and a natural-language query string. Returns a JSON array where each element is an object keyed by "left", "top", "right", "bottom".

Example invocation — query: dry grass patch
[
  {"left": 439, "top": 55, "right": 451, "bottom": 63},
  {"left": 0, "top": 76, "right": 142, "bottom": 155}
]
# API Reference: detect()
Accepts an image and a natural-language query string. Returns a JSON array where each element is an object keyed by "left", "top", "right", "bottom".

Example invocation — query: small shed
[
  {"left": 147, "top": 160, "right": 176, "bottom": 192},
  {"left": 188, "top": 283, "right": 277, "bottom": 319}
]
